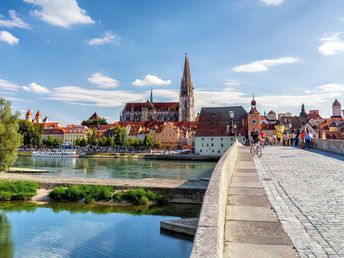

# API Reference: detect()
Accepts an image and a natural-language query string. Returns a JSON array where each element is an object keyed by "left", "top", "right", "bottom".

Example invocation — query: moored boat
[{"left": 32, "top": 149, "right": 79, "bottom": 158}]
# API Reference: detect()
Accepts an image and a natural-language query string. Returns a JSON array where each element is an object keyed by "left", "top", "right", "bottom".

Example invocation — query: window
[
  {"left": 212, "top": 150, "right": 214, "bottom": 153},
  {"left": 211, "top": 138, "right": 213, "bottom": 141},
  {"left": 221, "top": 144, "right": 223, "bottom": 147},
  {"left": 202, "top": 138, "right": 204, "bottom": 141},
  {"left": 200, "top": 149, "right": 203, "bottom": 152},
  {"left": 221, "top": 138, "right": 223, "bottom": 141},
  {"left": 206, "top": 143, "right": 209, "bottom": 147},
  {"left": 211, "top": 143, "right": 214, "bottom": 147},
  {"left": 218, "top": 150, "right": 220, "bottom": 153}
]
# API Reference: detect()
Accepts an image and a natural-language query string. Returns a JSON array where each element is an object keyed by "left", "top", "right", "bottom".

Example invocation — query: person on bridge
[
  {"left": 295, "top": 129, "right": 300, "bottom": 146},
  {"left": 277, "top": 131, "right": 282, "bottom": 146},
  {"left": 251, "top": 130, "right": 260, "bottom": 145},
  {"left": 300, "top": 130, "right": 306, "bottom": 149},
  {"left": 260, "top": 131, "right": 265, "bottom": 147},
  {"left": 305, "top": 130, "right": 312, "bottom": 149}
]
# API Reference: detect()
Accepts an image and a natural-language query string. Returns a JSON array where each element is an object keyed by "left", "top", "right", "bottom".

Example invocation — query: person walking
[
  {"left": 305, "top": 130, "right": 312, "bottom": 149},
  {"left": 300, "top": 130, "right": 306, "bottom": 149},
  {"left": 295, "top": 129, "right": 300, "bottom": 146},
  {"left": 277, "top": 131, "right": 282, "bottom": 146},
  {"left": 273, "top": 133, "right": 277, "bottom": 146}
]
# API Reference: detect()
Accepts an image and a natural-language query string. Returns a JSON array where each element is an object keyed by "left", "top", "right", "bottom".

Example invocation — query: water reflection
[
  {"left": 0, "top": 202, "right": 200, "bottom": 258},
  {"left": 0, "top": 213, "right": 13, "bottom": 258},
  {"left": 14, "top": 156, "right": 216, "bottom": 180}
]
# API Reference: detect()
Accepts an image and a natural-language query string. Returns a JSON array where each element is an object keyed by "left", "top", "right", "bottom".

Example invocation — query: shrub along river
[
  {"left": 0, "top": 202, "right": 201, "bottom": 258},
  {"left": 14, "top": 156, "right": 216, "bottom": 180}
]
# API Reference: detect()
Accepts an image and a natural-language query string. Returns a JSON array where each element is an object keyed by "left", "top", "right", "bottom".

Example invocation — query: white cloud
[
  {"left": 318, "top": 33, "right": 344, "bottom": 56},
  {"left": 0, "top": 79, "right": 20, "bottom": 91},
  {"left": 23, "top": 0, "right": 94, "bottom": 28},
  {"left": 0, "top": 31, "right": 19, "bottom": 45},
  {"left": 223, "top": 79, "right": 240, "bottom": 87},
  {"left": 23, "top": 82, "right": 50, "bottom": 94},
  {"left": 88, "top": 73, "right": 119, "bottom": 88},
  {"left": 233, "top": 57, "right": 300, "bottom": 72},
  {"left": 260, "top": 0, "right": 284, "bottom": 6},
  {"left": 88, "top": 31, "right": 120, "bottom": 46},
  {"left": 0, "top": 10, "right": 31, "bottom": 29},
  {"left": 47, "top": 86, "right": 146, "bottom": 107},
  {"left": 132, "top": 75, "right": 172, "bottom": 87}
]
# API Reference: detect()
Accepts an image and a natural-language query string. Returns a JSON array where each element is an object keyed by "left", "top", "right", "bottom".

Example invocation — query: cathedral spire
[
  {"left": 179, "top": 53, "right": 195, "bottom": 122},
  {"left": 150, "top": 87, "right": 153, "bottom": 103}
]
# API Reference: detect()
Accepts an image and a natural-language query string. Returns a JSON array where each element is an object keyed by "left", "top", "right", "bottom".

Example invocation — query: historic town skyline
[{"left": 1, "top": 0, "right": 344, "bottom": 124}]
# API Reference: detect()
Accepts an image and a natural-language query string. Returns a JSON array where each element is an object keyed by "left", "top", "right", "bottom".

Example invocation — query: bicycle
[{"left": 250, "top": 141, "right": 262, "bottom": 157}]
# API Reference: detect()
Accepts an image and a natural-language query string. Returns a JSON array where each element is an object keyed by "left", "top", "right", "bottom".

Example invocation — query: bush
[
  {"left": 48, "top": 185, "right": 167, "bottom": 206},
  {"left": 0, "top": 180, "right": 38, "bottom": 201}
]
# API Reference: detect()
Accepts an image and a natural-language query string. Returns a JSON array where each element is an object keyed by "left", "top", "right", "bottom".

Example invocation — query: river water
[
  {"left": 0, "top": 202, "right": 200, "bottom": 258},
  {"left": 14, "top": 156, "right": 216, "bottom": 180}
]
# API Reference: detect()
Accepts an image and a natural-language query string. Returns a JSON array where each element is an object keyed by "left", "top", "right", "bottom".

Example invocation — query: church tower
[
  {"left": 248, "top": 95, "right": 260, "bottom": 135},
  {"left": 331, "top": 99, "right": 342, "bottom": 118},
  {"left": 179, "top": 53, "right": 195, "bottom": 122}
]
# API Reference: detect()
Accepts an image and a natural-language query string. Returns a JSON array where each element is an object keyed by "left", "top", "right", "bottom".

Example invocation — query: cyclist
[{"left": 251, "top": 130, "right": 260, "bottom": 145}]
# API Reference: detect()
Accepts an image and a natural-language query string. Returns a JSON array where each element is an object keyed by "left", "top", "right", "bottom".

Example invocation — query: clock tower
[{"left": 248, "top": 95, "right": 260, "bottom": 135}]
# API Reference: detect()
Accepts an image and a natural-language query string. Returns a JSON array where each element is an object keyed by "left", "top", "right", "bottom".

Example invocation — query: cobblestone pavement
[{"left": 254, "top": 146, "right": 344, "bottom": 258}]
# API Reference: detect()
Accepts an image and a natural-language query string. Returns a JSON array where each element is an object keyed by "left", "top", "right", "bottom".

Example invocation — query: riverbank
[
  {"left": 18, "top": 150, "right": 220, "bottom": 161},
  {"left": 0, "top": 175, "right": 208, "bottom": 204}
]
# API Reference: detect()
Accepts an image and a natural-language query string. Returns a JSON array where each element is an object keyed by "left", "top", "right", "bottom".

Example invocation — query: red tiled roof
[
  {"left": 88, "top": 112, "right": 101, "bottom": 120},
  {"left": 122, "top": 102, "right": 179, "bottom": 112},
  {"left": 196, "top": 106, "right": 248, "bottom": 137},
  {"left": 43, "top": 128, "right": 64, "bottom": 135}
]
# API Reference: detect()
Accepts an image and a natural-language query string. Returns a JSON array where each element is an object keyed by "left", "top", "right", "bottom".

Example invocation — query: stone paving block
[
  {"left": 223, "top": 242, "right": 297, "bottom": 258},
  {"left": 225, "top": 221, "right": 293, "bottom": 245},
  {"left": 226, "top": 206, "right": 278, "bottom": 222},
  {"left": 231, "top": 176, "right": 260, "bottom": 183},
  {"left": 228, "top": 194, "right": 271, "bottom": 207},
  {"left": 228, "top": 187, "right": 266, "bottom": 195},
  {"left": 230, "top": 181, "right": 263, "bottom": 188},
  {"left": 235, "top": 168, "right": 258, "bottom": 173},
  {"left": 234, "top": 172, "right": 259, "bottom": 177}
]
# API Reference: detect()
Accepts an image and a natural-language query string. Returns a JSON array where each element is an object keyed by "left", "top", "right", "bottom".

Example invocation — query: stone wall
[
  {"left": 190, "top": 141, "right": 239, "bottom": 258},
  {"left": 313, "top": 139, "right": 344, "bottom": 155}
]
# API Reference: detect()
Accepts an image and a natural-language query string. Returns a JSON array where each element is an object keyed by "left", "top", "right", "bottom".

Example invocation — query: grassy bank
[
  {"left": 17, "top": 151, "right": 32, "bottom": 156},
  {"left": 49, "top": 185, "right": 167, "bottom": 205},
  {"left": 0, "top": 180, "right": 38, "bottom": 201}
]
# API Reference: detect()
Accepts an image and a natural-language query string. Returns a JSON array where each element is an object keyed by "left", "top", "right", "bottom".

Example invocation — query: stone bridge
[{"left": 191, "top": 142, "right": 344, "bottom": 258}]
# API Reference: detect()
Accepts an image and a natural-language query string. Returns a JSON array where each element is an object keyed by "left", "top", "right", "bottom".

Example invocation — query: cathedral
[{"left": 120, "top": 54, "right": 195, "bottom": 122}]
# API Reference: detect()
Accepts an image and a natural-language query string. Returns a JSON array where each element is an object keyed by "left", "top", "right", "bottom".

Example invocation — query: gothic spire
[
  {"left": 183, "top": 53, "right": 191, "bottom": 83},
  {"left": 150, "top": 87, "right": 153, "bottom": 103}
]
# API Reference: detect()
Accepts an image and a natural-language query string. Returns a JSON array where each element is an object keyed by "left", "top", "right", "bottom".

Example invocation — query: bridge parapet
[
  {"left": 313, "top": 139, "right": 344, "bottom": 155},
  {"left": 191, "top": 141, "right": 239, "bottom": 258}
]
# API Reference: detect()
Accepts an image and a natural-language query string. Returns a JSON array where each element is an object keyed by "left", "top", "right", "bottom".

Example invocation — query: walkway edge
[{"left": 191, "top": 141, "right": 239, "bottom": 258}]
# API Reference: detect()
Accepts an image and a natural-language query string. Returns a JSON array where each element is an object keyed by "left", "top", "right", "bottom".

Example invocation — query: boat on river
[{"left": 32, "top": 149, "right": 79, "bottom": 158}]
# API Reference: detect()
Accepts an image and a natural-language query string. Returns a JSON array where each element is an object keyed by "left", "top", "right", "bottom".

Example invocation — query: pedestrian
[
  {"left": 305, "top": 130, "right": 311, "bottom": 149},
  {"left": 300, "top": 130, "right": 306, "bottom": 149},
  {"left": 273, "top": 133, "right": 277, "bottom": 146},
  {"left": 277, "top": 131, "right": 282, "bottom": 146},
  {"left": 295, "top": 129, "right": 300, "bottom": 146}
]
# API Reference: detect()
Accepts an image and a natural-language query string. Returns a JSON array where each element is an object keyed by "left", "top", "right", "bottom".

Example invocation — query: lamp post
[{"left": 229, "top": 111, "right": 235, "bottom": 140}]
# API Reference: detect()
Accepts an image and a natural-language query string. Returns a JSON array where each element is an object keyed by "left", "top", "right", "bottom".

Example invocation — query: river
[
  {"left": 0, "top": 202, "right": 200, "bottom": 258},
  {"left": 14, "top": 156, "right": 216, "bottom": 180}
]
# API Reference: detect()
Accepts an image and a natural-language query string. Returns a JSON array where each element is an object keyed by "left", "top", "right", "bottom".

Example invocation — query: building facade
[
  {"left": 195, "top": 106, "right": 247, "bottom": 156},
  {"left": 120, "top": 54, "right": 195, "bottom": 123}
]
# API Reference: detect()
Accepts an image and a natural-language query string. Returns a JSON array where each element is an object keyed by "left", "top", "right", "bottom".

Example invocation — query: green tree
[
  {"left": 144, "top": 133, "right": 154, "bottom": 148},
  {"left": 18, "top": 120, "right": 43, "bottom": 148},
  {"left": 104, "top": 136, "right": 114, "bottom": 147},
  {"left": 81, "top": 118, "right": 107, "bottom": 126},
  {"left": 79, "top": 138, "right": 87, "bottom": 147},
  {"left": 87, "top": 128, "right": 97, "bottom": 146},
  {"left": 0, "top": 98, "right": 22, "bottom": 171},
  {"left": 109, "top": 125, "right": 127, "bottom": 146}
]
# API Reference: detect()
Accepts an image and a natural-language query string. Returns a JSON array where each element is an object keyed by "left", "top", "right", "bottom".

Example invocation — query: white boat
[{"left": 32, "top": 149, "right": 79, "bottom": 158}]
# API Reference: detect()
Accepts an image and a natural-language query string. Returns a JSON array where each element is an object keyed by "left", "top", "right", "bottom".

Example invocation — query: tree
[
  {"left": 144, "top": 133, "right": 154, "bottom": 148},
  {"left": 87, "top": 128, "right": 97, "bottom": 146},
  {"left": 18, "top": 120, "right": 43, "bottom": 148},
  {"left": 0, "top": 98, "right": 22, "bottom": 171},
  {"left": 109, "top": 125, "right": 127, "bottom": 146},
  {"left": 81, "top": 118, "right": 107, "bottom": 126}
]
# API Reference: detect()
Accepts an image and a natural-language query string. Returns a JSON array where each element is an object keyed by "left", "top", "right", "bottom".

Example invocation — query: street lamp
[{"left": 229, "top": 111, "right": 234, "bottom": 133}]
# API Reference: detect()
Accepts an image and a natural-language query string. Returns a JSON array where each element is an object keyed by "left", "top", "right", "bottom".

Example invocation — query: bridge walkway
[
  {"left": 224, "top": 146, "right": 297, "bottom": 257},
  {"left": 254, "top": 146, "right": 344, "bottom": 257}
]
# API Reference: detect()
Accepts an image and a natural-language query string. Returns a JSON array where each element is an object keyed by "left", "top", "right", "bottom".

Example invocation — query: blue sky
[{"left": 0, "top": 0, "right": 344, "bottom": 124}]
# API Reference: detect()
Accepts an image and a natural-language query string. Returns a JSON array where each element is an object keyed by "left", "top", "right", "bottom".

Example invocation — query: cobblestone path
[{"left": 254, "top": 147, "right": 344, "bottom": 258}]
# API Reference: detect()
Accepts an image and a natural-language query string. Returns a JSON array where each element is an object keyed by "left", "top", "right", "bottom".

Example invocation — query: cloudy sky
[{"left": 0, "top": 0, "right": 344, "bottom": 124}]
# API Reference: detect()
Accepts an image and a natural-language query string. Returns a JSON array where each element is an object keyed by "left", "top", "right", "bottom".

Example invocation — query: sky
[{"left": 0, "top": 0, "right": 344, "bottom": 125}]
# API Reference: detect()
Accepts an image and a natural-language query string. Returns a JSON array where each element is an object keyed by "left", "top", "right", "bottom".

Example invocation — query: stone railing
[
  {"left": 190, "top": 141, "right": 239, "bottom": 258},
  {"left": 313, "top": 139, "right": 344, "bottom": 155}
]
